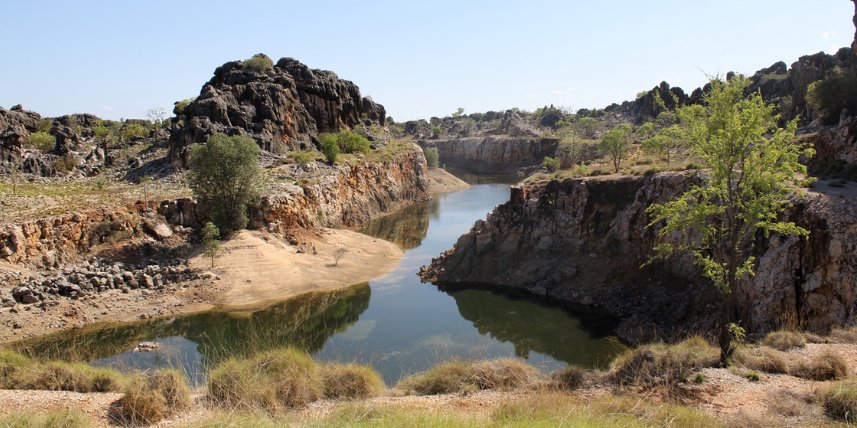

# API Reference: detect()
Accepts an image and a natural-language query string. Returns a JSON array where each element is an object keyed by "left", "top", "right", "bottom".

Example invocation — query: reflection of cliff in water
[
  {"left": 15, "top": 283, "right": 372, "bottom": 368},
  {"left": 446, "top": 287, "right": 627, "bottom": 369},
  {"left": 361, "top": 199, "right": 435, "bottom": 249}
]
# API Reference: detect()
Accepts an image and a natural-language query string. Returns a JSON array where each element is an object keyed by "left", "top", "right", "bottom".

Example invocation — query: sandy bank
[
  {"left": 189, "top": 228, "right": 402, "bottom": 309},
  {"left": 426, "top": 168, "right": 470, "bottom": 195}
]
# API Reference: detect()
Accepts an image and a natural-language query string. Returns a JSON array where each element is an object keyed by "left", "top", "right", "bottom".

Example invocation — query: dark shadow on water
[{"left": 360, "top": 199, "right": 434, "bottom": 250}]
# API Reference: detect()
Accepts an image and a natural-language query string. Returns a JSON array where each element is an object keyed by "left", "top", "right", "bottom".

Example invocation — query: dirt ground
[{"left": 426, "top": 168, "right": 470, "bottom": 195}]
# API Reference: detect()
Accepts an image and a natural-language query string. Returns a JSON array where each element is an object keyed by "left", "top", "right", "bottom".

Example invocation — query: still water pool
[{"left": 17, "top": 180, "right": 627, "bottom": 385}]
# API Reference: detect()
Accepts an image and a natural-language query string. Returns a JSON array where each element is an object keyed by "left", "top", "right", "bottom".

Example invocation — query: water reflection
[
  {"left": 15, "top": 283, "right": 371, "bottom": 383},
  {"left": 361, "top": 199, "right": 436, "bottom": 250}
]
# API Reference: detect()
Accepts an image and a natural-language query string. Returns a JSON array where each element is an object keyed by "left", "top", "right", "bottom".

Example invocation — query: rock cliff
[
  {"left": 418, "top": 137, "right": 557, "bottom": 174},
  {"left": 3, "top": 145, "right": 427, "bottom": 267},
  {"left": 421, "top": 173, "right": 857, "bottom": 342},
  {"left": 169, "top": 56, "right": 386, "bottom": 167}
]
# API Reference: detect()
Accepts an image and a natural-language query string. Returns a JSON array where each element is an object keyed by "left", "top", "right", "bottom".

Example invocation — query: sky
[{"left": 1, "top": 1, "right": 853, "bottom": 122}]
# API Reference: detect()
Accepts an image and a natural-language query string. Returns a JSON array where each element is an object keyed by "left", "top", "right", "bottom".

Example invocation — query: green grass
[
  {"left": 321, "top": 363, "right": 386, "bottom": 399},
  {"left": 823, "top": 379, "right": 857, "bottom": 423},
  {"left": 0, "top": 350, "right": 123, "bottom": 393},
  {"left": 0, "top": 409, "right": 93, "bottom": 428}
]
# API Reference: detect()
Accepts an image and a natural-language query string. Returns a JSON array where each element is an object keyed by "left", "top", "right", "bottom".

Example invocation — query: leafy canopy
[
  {"left": 188, "top": 133, "right": 262, "bottom": 232},
  {"left": 647, "top": 76, "right": 814, "bottom": 295},
  {"left": 598, "top": 124, "right": 632, "bottom": 173}
]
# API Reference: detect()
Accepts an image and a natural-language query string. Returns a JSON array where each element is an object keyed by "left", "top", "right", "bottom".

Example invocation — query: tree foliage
[
  {"left": 26, "top": 131, "right": 55, "bottom": 152},
  {"left": 188, "top": 134, "right": 262, "bottom": 232},
  {"left": 542, "top": 156, "right": 560, "bottom": 172},
  {"left": 646, "top": 76, "right": 814, "bottom": 364},
  {"left": 123, "top": 123, "right": 148, "bottom": 140},
  {"left": 806, "top": 68, "right": 857, "bottom": 124},
  {"left": 576, "top": 117, "right": 600, "bottom": 139},
  {"left": 598, "top": 124, "right": 632, "bottom": 173},
  {"left": 641, "top": 125, "right": 685, "bottom": 165},
  {"left": 424, "top": 147, "right": 439, "bottom": 169},
  {"left": 320, "top": 134, "right": 340, "bottom": 164}
]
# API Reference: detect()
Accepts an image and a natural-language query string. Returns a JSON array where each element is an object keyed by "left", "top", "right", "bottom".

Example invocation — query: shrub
[
  {"left": 122, "top": 123, "right": 148, "bottom": 140},
  {"left": 25, "top": 131, "right": 55, "bottom": 152},
  {"left": 174, "top": 97, "right": 196, "bottom": 116},
  {"left": 542, "top": 156, "right": 560, "bottom": 172},
  {"left": 208, "top": 347, "right": 322, "bottom": 412},
  {"left": 792, "top": 351, "right": 849, "bottom": 381},
  {"left": 0, "top": 350, "right": 33, "bottom": 389},
  {"left": 320, "top": 133, "right": 340, "bottom": 164},
  {"left": 398, "top": 359, "right": 535, "bottom": 395},
  {"left": 806, "top": 68, "right": 857, "bottom": 124},
  {"left": 733, "top": 346, "right": 789, "bottom": 374},
  {"left": 291, "top": 150, "right": 316, "bottom": 166},
  {"left": 830, "top": 326, "right": 857, "bottom": 343},
  {"left": 321, "top": 363, "right": 385, "bottom": 399},
  {"left": 336, "top": 130, "right": 371, "bottom": 154},
  {"left": 243, "top": 53, "right": 274, "bottom": 73},
  {"left": 188, "top": 133, "right": 262, "bottom": 232},
  {"left": 424, "top": 147, "right": 439, "bottom": 169},
  {"left": 16, "top": 360, "right": 122, "bottom": 393},
  {"left": 550, "top": 366, "right": 586, "bottom": 390},
  {"left": 116, "top": 369, "right": 191, "bottom": 425},
  {"left": 823, "top": 380, "right": 857, "bottom": 423},
  {"left": 53, "top": 154, "right": 77, "bottom": 174},
  {"left": 762, "top": 330, "right": 806, "bottom": 351}
]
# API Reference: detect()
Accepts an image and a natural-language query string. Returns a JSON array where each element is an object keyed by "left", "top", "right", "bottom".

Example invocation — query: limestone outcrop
[
  {"left": 169, "top": 56, "right": 386, "bottom": 167},
  {"left": 421, "top": 173, "right": 857, "bottom": 342}
]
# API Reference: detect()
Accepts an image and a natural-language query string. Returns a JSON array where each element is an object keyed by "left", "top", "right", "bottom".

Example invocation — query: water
[{"left": 15, "top": 179, "right": 627, "bottom": 385}]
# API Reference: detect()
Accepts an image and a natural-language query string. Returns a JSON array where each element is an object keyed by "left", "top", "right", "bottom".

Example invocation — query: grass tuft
[
  {"left": 609, "top": 336, "right": 718, "bottom": 397},
  {"left": 823, "top": 380, "right": 857, "bottom": 423},
  {"left": 733, "top": 346, "right": 789, "bottom": 374},
  {"left": 115, "top": 369, "right": 191, "bottom": 425},
  {"left": 398, "top": 358, "right": 536, "bottom": 395},
  {"left": 208, "top": 347, "right": 322, "bottom": 412},
  {"left": 321, "top": 363, "right": 385, "bottom": 399},
  {"left": 0, "top": 409, "right": 93, "bottom": 428},
  {"left": 761, "top": 330, "right": 806, "bottom": 351},
  {"left": 792, "top": 351, "right": 849, "bottom": 381},
  {"left": 550, "top": 366, "right": 587, "bottom": 391}
]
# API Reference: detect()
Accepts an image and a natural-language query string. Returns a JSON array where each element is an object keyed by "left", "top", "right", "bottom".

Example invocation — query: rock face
[
  {"left": 422, "top": 173, "right": 857, "bottom": 342},
  {"left": 0, "top": 105, "right": 41, "bottom": 164},
  {"left": 418, "top": 137, "right": 558, "bottom": 174},
  {"left": 169, "top": 56, "right": 386, "bottom": 167}
]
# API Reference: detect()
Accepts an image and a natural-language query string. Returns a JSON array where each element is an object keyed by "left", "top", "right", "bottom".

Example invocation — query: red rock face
[{"left": 168, "top": 57, "right": 386, "bottom": 168}]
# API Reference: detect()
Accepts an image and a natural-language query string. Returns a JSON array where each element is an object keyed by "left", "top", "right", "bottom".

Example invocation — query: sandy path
[{"left": 189, "top": 228, "right": 402, "bottom": 309}]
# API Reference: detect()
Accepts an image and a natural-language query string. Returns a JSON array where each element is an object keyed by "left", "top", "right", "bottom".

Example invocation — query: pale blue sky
[{"left": 1, "top": 1, "right": 852, "bottom": 121}]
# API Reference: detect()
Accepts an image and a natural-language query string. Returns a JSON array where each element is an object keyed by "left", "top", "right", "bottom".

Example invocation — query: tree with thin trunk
[
  {"left": 202, "top": 222, "right": 222, "bottom": 269},
  {"left": 598, "top": 124, "right": 632, "bottom": 173},
  {"left": 332, "top": 248, "right": 348, "bottom": 266},
  {"left": 646, "top": 76, "right": 814, "bottom": 365}
]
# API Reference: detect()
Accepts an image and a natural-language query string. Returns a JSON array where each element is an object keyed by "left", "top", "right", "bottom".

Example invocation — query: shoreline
[{"left": 0, "top": 228, "right": 402, "bottom": 345}]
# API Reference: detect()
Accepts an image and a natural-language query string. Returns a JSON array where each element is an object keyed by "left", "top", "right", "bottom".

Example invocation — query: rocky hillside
[
  {"left": 419, "top": 136, "right": 558, "bottom": 174},
  {"left": 421, "top": 173, "right": 857, "bottom": 343},
  {"left": 169, "top": 56, "right": 387, "bottom": 167}
]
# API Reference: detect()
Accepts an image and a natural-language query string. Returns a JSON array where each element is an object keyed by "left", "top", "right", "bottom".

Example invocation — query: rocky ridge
[
  {"left": 418, "top": 136, "right": 558, "bottom": 174},
  {"left": 169, "top": 56, "right": 386, "bottom": 167},
  {"left": 421, "top": 173, "right": 857, "bottom": 342}
]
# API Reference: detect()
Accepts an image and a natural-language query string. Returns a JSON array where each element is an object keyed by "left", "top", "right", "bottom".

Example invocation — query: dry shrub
[
  {"left": 733, "top": 346, "right": 789, "bottom": 374},
  {"left": 208, "top": 347, "right": 322, "bottom": 412},
  {"left": 0, "top": 350, "right": 33, "bottom": 389},
  {"left": 25, "top": 362, "right": 121, "bottom": 393},
  {"left": 792, "top": 351, "right": 849, "bottom": 381},
  {"left": 398, "top": 358, "right": 536, "bottom": 395},
  {"left": 762, "top": 330, "right": 806, "bottom": 351},
  {"left": 803, "top": 332, "right": 827, "bottom": 344},
  {"left": 824, "top": 380, "right": 857, "bottom": 423},
  {"left": 610, "top": 336, "right": 718, "bottom": 396},
  {"left": 321, "top": 363, "right": 385, "bottom": 399},
  {"left": 766, "top": 389, "right": 814, "bottom": 418},
  {"left": 550, "top": 366, "right": 586, "bottom": 391},
  {"left": 116, "top": 369, "right": 191, "bottom": 425}
]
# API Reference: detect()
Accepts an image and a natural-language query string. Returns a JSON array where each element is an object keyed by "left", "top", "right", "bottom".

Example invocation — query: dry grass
[
  {"left": 792, "top": 351, "right": 849, "bottom": 381},
  {"left": 733, "top": 346, "right": 789, "bottom": 374},
  {"left": 208, "top": 347, "right": 322, "bottom": 412},
  {"left": 761, "top": 330, "right": 807, "bottom": 351},
  {"left": 0, "top": 409, "right": 93, "bottom": 428},
  {"left": 397, "top": 358, "right": 536, "bottom": 395},
  {"left": 321, "top": 363, "right": 385, "bottom": 399},
  {"left": 609, "top": 336, "right": 718, "bottom": 397},
  {"left": 765, "top": 389, "right": 815, "bottom": 418},
  {"left": 830, "top": 326, "right": 857, "bottom": 344},
  {"left": 115, "top": 369, "right": 191, "bottom": 425},
  {"left": 823, "top": 380, "right": 857, "bottom": 423},
  {"left": 550, "top": 366, "right": 587, "bottom": 391}
]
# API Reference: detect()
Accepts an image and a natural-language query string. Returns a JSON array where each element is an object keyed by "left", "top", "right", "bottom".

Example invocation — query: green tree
[
  {"left": 174, "top": 98, "right": 195, "bottom": 116},
  {"left": 451, "top": 107, "right": 465, "bottom": 118},
  {"left": 92, "top": 125, "right": 109, "bottom": 142},
  {"left": 243, "top": 53, "right": 274, "bottom": 73},
  {"left": 201, "top": 222, "right": 223, "bottom": 269},
  {"left": 336, "top": 130, "right": 371, "bottom": 154},
  {"left": 598, "top": 124, "right": 632, "bottom": 173},
  {"left": 806, "top": 68, "right": 857, "bottom": 124},
  {"left": 646, "top": 76, "right": 814, "bottom": 365},
  {"left": 320, "top": 134, "right": 340, "bottom": 164},
  {"left": 542, "top": 156, "right": 560, "bottom": 172},
  {"left": 188, "top": 133, "right": 262, "bottom": 232},
  {"left": 576, "top": 117, "right": 599, "bottom": 139},
  {"left": 25, "top": 131, "right": 55, "bottom": 152},
  {"left": 123, "top": 123, "right": 148, "bottom": 141},
  {"left": 641, "top": 125, "right": 685, "bottom": 166},
  {"left": 424, "top": 147, "right": 440, "bottom": 169}
]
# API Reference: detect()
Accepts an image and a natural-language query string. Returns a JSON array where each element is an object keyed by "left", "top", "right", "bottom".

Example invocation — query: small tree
[
  {"left": 424, "top": 147, "right": 440, "bottom": 168},
  {"left": 332, "top": 247, "right": 348, "bottom": 266},
  {"left": 641, "top": 125, "right": 685, "bottom": 166},
  {"left": 542, "top": 156, "right": 560, "bottom": 172},
  {"left": 598, "top": 124, "right": 632, "bottom": 173},
  {"left": 26, "top": 132, "right": 55, "bottom": 152},
  {"left": 452, "top": 107, "right": 465, "bottom": 118},
  {"left": 320, "top": 134, "right": 340, "bottom": 164},
  {"left": 201, "top": 222, "right": 222, "bottom": 269},
  {"left": 188, "top": 133, "right": 262, "bottom": 232},
  {"left": 140, "top": 176, "right": 153, "bottom": 207},
  {"left": 146, "top": 107, "right": 167, "bottom": 131},
  {"left": 123, "top": 123, "right": 148, "bottom": 141},
  {"left": 646, "top": 76, "right": 814, "bottom": 365},
  {"left": 576, "top": 117, "right": 599, "bottom": 139},
  {"left": 10, "top": 164, "right": 20, "bottom": 196},
  {"left": 243, "top": 53, "right": 274, "bottom": 73}
]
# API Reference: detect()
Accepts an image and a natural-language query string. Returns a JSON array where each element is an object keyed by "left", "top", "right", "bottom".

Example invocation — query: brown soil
[{"left": 426, "top": 168, "right": 470, "bottom": 195}]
